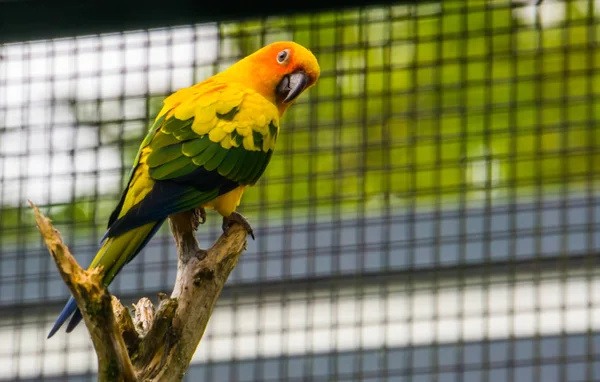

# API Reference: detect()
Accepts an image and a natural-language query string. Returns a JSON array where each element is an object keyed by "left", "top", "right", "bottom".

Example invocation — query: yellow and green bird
[{"left": 48, "top": 41, "right": 320, "bottom": 338}]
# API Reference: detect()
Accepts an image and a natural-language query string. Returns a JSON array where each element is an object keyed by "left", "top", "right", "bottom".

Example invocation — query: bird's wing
[{"left": 103, "top": 80, "right": 280, "bottom": 240}]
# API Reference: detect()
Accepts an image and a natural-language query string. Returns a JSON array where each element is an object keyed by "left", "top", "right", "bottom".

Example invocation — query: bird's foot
[
  {"left": 222, "top": 211, "right": 255, "bottom": 240},
  {"left": 191, "top": 207, "right": 207, "bottom": 231}
]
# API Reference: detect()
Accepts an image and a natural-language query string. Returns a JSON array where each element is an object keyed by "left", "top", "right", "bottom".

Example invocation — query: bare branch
[
  {"left": 30, "top": 201, "right": 137, "bottom": 382},
  {"left": 140, "top": 210, "right": 248, "bottom": 381},
  {"left": 133, "top": 296, "right": 178, "bottom": 371},
  {"left": 34, "top": 201, "right": 248, "bottom": 382},
  {"left": 112, "top": 296, "right": 139, "bottom": 355},
  {"left": 133, "top": 297, "right": 155, "bottom": 337}
]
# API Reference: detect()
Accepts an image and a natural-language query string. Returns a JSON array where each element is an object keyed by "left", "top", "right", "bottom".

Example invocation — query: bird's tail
[{"left": 47, "top": 220, "right": 164, "bottom": 338}]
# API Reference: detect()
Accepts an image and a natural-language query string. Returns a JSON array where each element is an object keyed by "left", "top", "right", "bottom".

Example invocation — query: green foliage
[{"left": 227, "top": 3, "right": 600, "bottom": 218}]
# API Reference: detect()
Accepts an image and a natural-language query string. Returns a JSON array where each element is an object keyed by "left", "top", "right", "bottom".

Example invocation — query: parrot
[{"left": 47, "top": 41, "right": 320, "bottom": 338}]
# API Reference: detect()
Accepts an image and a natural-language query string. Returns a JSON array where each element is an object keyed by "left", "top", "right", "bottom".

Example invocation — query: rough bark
[{"left": 31, "top": 202, "right": 248, "bottom": 382}]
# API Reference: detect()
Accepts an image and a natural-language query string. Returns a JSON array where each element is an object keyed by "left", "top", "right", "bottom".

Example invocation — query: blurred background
[{"left": 1, "top": 0, "right": 600, "bottom": 381}]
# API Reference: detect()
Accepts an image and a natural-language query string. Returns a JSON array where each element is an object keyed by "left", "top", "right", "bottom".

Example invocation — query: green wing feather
[
  {"left": 145, "top": 87, "right": 280, "bottom": 187},
  {"left": 147, "top": 120, "right": 274, "bottom": 186},
  {"left": 107, "top": 82, "right": 280, "bottom": 232}
]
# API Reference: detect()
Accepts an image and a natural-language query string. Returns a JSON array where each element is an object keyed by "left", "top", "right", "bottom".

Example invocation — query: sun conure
[{"left": 47, "top": 41, "right": 320, "bottom": 338}]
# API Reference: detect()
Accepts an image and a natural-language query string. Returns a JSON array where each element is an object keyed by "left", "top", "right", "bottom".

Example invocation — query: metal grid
[{"left": 1, "top": 0, "right": 600, "bottom": 381}]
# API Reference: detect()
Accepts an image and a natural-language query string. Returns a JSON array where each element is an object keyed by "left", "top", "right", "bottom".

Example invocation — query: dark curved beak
[{"left": 276, "top": 71, "right": 309, "bottom": 103}]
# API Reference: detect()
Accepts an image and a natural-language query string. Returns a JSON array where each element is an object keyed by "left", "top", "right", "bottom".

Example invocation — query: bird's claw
[
  {"left": 191, "top": 207, "right": 207, "bottom": 231},
  {"left": 197, "top": 207, "right": 206, "bottom": 225},
  {"left": 222, "top": 211, "right": 255, "bottom": 240}
]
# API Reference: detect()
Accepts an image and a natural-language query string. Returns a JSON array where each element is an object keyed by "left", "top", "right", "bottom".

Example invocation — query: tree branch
[
  {"left": 133, "top": 297, "right": 156, "bottom": 336},
  {"left": 30, "top": 201, "right": 137, "bottom": 382},
  {"left": 33, "top": 202, "right": 249, "bottom": 382},
  {"left": 132, "top": 296, "right": 178, "bottom": 371},
  {"left": 139, "top": 210, "right": 248, "bottom": 381},
  {"left": 112, "top": 296, "right": 140, "bottom": 355}
]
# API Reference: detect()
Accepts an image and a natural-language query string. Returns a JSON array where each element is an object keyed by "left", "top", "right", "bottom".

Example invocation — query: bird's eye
[{"left": 276, "top": 49, "right": 290, "bottom": 64}]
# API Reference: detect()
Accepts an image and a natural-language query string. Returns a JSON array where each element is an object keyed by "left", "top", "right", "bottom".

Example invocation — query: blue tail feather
[
  {"left": 47, "top": 296, "right": 78, "bottom": 338},
  {"left": 66, "top": 309, "right": 83, "bottom": 333}
]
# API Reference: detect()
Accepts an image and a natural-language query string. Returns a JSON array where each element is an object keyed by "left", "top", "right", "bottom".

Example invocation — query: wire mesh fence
[{"left": 1, "top": 0, "right": 600, "bottom": 381}]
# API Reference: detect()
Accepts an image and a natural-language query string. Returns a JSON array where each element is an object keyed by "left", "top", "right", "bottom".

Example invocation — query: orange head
[{"left": 219, "top": 41, "right": 320, "bottom": 116}]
